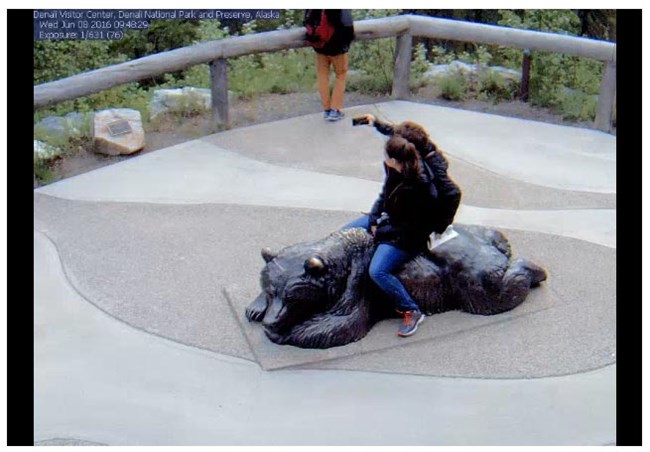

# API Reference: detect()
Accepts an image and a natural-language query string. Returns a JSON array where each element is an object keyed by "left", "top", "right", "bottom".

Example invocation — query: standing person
[
  {"left": 343, "top": 136, "right": 431, "bottom": 337},
  {"left": 304, "top": 9, "right": 355, "bottom": 121},
  {"left": 358, "top": 114, "right": 462, "bottom": 246}
]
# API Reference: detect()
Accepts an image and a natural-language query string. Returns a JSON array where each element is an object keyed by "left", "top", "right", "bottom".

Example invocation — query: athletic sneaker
[
  {"left": 328, "top": 110, "right": 345, "bottom": 121},
  {"left": 397, "top": 310, "right": 425, "bottom": 337},
  {"left": 323, "top": 109, "right": 332, "bottom": 120}
]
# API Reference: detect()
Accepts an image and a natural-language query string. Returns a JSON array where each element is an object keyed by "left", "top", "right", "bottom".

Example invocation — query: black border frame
[{"left": 10, "top": 8, "right": 641, "bottom": 447}]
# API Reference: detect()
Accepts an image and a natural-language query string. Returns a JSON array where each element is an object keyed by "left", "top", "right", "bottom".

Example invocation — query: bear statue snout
[
  {"left": 261, "top": 297, "right": 286, "bottom": 333},
  {"left": 261, "top": 308, "right": 290, "bottom": 345}
]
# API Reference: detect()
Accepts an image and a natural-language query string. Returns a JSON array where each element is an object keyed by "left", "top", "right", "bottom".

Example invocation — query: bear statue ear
[
  {"left": 261, "top": 247, "right": 278, "bottom": 263},
  {"left": 304, "top": 256, "right": 326, "bottom": 275}
]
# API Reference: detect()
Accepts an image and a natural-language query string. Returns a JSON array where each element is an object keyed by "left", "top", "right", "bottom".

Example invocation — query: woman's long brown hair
[
  {"left": 385, "top": 136, "right": 422, "bottom": 180},
  {"left": 394, "top": 121, "right": 433, "bottom": 152}
]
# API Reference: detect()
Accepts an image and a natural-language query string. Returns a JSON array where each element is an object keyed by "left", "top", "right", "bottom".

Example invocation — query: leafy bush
[
  {"left": 478, "top": 70, "right": 519, "bottom": 101},
  {"left": 34, "top": 157, "right": 55, "bottom": 185},
  {"left": 409, "top": 42, "right": 431, "bottom": 91},
  {"left": 457, "top": 44, "right": 493, "bottom": 67},
  {"left": 348, "top": 11, "right": 430, "bottom": 95},
  {"left": 439, "top": 74, "right": 467, "bottom": 100},
  {"left": 194, "top": 18, "right": 230, "bottom": 41},
  {"left": 558, "top": 89, "right": 598, "bottom": 121},
  {"left": 428, "top": 45, "right": 456, "bottom": 64},
  {"left": 346, "top": 10, "right": 399, "bottom": 94},
  {"left": 347, "top": 37, "right": 396, "bottom": 94},
  {"left": 230, "top": 49, "right": 316, "bottom": 98},
  {"left": 34, "top": 83, "right": 152, "bottom": 124},
  {"left": 34, "top": 113, "right": 93, "bottom": 155},
  {"left": 34, "top": 40, "right": 127, "bottom": 84}
]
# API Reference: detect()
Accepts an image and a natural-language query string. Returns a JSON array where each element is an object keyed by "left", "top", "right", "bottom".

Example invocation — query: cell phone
[{"left": 352, "top": 116, "right": 370, "bottom": 126}]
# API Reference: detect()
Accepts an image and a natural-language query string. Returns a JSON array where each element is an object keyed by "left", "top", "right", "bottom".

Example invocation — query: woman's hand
[{"left": 363, "top": 114, "right": 375, "bottom": 126}]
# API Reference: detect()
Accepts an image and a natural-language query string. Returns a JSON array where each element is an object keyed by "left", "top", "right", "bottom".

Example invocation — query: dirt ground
[{"left": 40, "top": 90, "right": 605, "bottom": 187}]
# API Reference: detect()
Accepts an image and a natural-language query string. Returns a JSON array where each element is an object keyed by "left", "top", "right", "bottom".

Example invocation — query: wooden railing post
[
  {"left": 392, "top": 32, "right": 412, "bottom": 99},
  {"left": 520, "top": 48, "right": 531, "bottom": 102},
  {"left": 595, "top": 60, "right": 616, "bottom": 133},
  {"left": 209, "top": 58, "right": 229, "bottom": 128}
]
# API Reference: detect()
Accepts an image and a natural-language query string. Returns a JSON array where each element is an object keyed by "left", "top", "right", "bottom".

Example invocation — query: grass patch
[{"left": 34, "top": 156, "right": 56, "bottom": 185}]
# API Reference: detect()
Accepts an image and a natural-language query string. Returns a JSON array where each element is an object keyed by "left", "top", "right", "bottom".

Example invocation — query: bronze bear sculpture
[{"left": 245, "top": 224, "right": 547, "bottom": 349}]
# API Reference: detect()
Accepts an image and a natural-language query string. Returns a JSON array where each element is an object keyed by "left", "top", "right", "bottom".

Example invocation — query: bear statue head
[
  {"left": 259, "top": 250, "right": 332, "bottom": 342},
  {"left": 245, "top": 229, "right": 376, "bottom": 348}
]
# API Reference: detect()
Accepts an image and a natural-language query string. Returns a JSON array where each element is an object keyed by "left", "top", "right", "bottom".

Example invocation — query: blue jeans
[
  {"left": 342, "top": 215, "right": 420, "bottom": 312},
  {"left": 342, "top": 215, "right": 371, "bottom": 231}
]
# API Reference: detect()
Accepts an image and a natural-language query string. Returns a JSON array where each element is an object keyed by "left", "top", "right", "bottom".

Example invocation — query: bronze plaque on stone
[{"left": 107, "top": 120, "right": 132, "bottom": 136}]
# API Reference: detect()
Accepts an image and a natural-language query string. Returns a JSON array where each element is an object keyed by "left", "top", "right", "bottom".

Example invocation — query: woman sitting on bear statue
[{"left": 343, "top": 135, "right": 432, "bottom": 337}]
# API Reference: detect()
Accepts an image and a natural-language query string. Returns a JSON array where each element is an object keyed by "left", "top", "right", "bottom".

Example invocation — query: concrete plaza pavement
[{"left": 34, "top": 101, "right": 616, "bottom": 445}]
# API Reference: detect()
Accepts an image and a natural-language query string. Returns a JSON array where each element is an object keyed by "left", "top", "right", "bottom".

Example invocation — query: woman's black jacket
[
  {"left": 369, "top": 164, "right": 432, "bottom": 253},
  {"left": 372, "top": 119, "right": 462, "bottom": 234}
]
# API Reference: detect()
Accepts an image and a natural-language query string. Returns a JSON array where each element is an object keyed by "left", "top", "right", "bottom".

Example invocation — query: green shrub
[
  {"left": 34, "top": 157, "right": 55, "bottom": 185},
  {"left": 226, "top": 48, "right": 316, "bottom": 99},
  {"left": 34, "top": 83, "right": 152, "bottom": 125},
  {"left": 457, "top": 44, "right": 493, "bottom": 67},
  {"left": 348, "top": 32, "right": 431, "bottom": 96},
  {"left": 428, "top": 45, "right": 456, "bottom": 64},
  {"left": 478, "top": 70, "right": 519, "bottom": 101},
  {"left": 161, "top": 65, "right": 210, "bottom": 90},
  {"left": 557, "top": 89, "right": 598, "bottom": 121},
  {"left": 34, "top": 40, "right": 127, "bottom": 84},
  {"left": 348, "top": 37, "right": 395, "bottom": 94},
  {"left": 34, "top": 114, "right": 93, "bottom": 157},
  {"left": 347, "top": 10, "right": 402, "bottom": 95},
  {"left": 565, "top": 57, "right": 603, "bottom": 95},
  {"left": 195, "top": 18, "right": 231, "bottom": 41},
  {"left": 438, "top": 74, "right": 467, "bottom": 100},
  {"left": 409, "top": 42, "right": 431, "bottom": 91}
]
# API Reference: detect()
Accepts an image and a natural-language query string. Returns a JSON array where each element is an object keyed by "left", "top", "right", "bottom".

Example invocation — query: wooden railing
[{"left": 34, "top": 14, "right": 617, "bottom": 132}]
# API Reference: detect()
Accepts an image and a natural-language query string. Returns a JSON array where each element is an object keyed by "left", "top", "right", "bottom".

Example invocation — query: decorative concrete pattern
[
  {"left": 34, "top": 101, "right": 615, "bottom": 445},
  {"left": 35, "top": 230, "right": 614, "bottom": 446}
]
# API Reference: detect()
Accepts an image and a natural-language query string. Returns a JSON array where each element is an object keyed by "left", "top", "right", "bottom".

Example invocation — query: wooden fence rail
[{"left": 34, "top": 14, "right": 617, "bottom": 132}]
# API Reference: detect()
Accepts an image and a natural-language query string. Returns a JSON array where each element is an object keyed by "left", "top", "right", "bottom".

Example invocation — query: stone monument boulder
[{"left": 93, "top": 108, "right": 145, "bottom": 156}]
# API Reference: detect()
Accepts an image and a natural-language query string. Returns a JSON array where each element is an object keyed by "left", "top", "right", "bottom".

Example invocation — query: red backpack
[{"left": 305, "top": 10, "right": 335, "bottom": 48}]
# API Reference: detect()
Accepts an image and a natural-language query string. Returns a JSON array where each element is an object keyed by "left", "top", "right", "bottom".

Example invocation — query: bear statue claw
[{"left": 245, "top": 293, "right": 267, "bottom": 322}]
